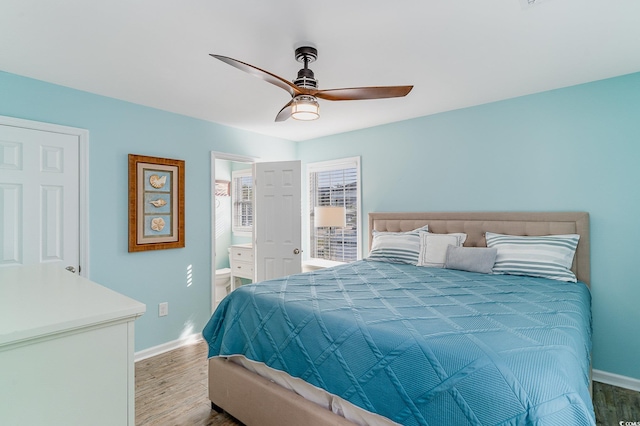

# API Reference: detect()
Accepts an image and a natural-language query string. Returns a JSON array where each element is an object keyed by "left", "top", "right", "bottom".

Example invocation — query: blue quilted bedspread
[{"left": 203, "top": 260, "right": 594, "bottom": 425}]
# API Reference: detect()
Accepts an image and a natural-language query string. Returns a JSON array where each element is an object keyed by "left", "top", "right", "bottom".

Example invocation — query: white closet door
[
  {"left": 0, "top": 124, "right": 79, "bottom": 271},
  {"left": 253, "top": 160, "right": 302, "bottom": 282}
]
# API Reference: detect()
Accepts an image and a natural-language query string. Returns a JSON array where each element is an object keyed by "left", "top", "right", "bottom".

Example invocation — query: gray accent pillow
[{"left": 444, "top": 246, "right": 498, "bottom": 274}]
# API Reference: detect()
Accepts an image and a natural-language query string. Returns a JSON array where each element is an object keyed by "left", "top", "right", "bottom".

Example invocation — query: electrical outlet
[{"left": 159, "top": 302, "right": 168, "bottom": 317}]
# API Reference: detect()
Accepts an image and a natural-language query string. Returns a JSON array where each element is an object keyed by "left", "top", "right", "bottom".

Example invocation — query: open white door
[
  {"left": 0, "top": 118, "right": 85, "bottom": 274},
  {"left": 253, "top": 160, "right": 302, "bottom": 282}
]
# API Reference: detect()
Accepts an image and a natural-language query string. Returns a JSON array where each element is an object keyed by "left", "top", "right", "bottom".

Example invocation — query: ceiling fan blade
[
  {"left": 275, "top": 100, "right": 293, "bottom": 122},
  {"left": 210, "top": 54, "right": 302, "bottom": 97},
  {"left": 314, "top": 85, "right": 413, "bottom": 101}
]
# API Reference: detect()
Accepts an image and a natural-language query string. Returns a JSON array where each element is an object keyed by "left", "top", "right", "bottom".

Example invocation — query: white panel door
[
  {"left": 0, "top": 124, "right": 79, "bottom": 270},
  {"left": 253, "top": 160, "right": 301, "bottom": 282}
]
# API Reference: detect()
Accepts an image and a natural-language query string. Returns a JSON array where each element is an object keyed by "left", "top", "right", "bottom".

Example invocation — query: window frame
[
  {"left": 306, "top": 156, "right": 362, "bottom": 263},
  {"left": 231, "top": 169, "right": 253, "bottom": 236}
]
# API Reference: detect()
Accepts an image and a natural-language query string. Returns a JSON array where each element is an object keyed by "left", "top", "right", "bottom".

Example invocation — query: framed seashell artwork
[{"left": 128, "top": 154, "right": 185, "bottom": 252}]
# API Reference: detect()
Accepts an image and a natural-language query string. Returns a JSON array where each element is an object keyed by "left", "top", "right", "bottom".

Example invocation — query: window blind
[
  {"left": 308, "top": 158, "right": 360, "bottom": 262},
  {"left": 232, "top": 172, "right": 253, "bottom": 232}
]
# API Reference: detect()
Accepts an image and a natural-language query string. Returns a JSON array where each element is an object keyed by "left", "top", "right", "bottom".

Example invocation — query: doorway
[
  {"left": 210, "top": 151, "right": 256, "bottom": 312},
  {"left": 210, "top": 153, "right": 303, "bottom": 313}
]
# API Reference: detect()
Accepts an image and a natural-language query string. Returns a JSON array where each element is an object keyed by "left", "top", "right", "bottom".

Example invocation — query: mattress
[{"left": 203, "top": 260, "right": 594, "bottom": 425}]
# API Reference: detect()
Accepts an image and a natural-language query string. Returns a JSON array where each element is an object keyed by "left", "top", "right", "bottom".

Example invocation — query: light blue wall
[
  {"left": 0, "top": 71, "right": 296, "bottom": 351},
  {"left": 297, "top": 72, "right": 640, "bottom": 380},
  {"left": 3, "top": 68, "right": 640, "bottom": 381}
]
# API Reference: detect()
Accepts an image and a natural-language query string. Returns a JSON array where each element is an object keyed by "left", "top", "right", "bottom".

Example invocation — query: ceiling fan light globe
[
  {"left": 291, "top": 96, "right": 320, "bottom": 121},
  {"left": 291, "top": 109, "right": 319, "bottom": 121}
]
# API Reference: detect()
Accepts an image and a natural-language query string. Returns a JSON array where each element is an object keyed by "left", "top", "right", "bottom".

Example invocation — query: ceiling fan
[{"left": 210, "top": 46, "right": 413, "bottom": 122}]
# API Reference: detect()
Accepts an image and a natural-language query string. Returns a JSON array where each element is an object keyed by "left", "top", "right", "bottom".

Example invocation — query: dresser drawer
[
  {"left": 231, "top": 246, "right": 253, "bottom": 263},
  {"left": 229, "top": 244, "right": 255, "bottom": 285},
  {"left": 232, "top": 261, "right": 254, "bottom": 279}
]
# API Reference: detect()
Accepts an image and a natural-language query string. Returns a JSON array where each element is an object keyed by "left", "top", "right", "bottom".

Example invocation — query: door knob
[
  {"left": 293, "top": 248, "right": 301, "bottom": 255},
  {"left": 65, "top": 266, "right": 76, "bottom": 273}
]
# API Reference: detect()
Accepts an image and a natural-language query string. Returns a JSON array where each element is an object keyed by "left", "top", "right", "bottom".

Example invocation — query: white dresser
[
  {"left": 229, "top": 243, "right": 254, "bottom": 291},
  {"left": 0, "top": 264, "right": 146, "bottom": 426}
]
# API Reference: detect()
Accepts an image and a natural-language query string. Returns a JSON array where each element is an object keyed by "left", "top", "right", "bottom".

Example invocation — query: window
[
  {"left": 308, "top": 157, "right": 360, "bottom": 262},
  {"left": 232, "top": 170, "right": 253, "bottom": 235}
]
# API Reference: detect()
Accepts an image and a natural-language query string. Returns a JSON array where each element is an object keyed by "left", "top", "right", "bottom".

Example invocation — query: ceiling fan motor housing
[
  {"left": 294, "top": 46, "right": 318, "bottom": 88},
  {"left": 295, "top": 68, "right": 317, "bottom": 88}
]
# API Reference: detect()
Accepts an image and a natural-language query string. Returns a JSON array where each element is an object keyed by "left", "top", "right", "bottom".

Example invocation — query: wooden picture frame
[{"left": 128, "top": 154, "right": 185, "bottom": 252}]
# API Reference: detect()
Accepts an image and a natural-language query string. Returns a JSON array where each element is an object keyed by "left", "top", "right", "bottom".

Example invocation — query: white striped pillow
[
  {"left": 367, "top": 225, "right": 429, "bottom": 265},
  {"left": 485, "top": 232, "right": 580, "bottom": 283}
]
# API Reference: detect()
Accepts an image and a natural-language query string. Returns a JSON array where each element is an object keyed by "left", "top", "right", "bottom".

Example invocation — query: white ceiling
[{"left": 2, "top": 0, "right": 640, "bottom": 141}]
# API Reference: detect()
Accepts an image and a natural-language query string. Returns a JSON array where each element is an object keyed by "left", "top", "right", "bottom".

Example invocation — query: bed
[{"left": 203, "top": 212, "right": 594, "bottom": 425}]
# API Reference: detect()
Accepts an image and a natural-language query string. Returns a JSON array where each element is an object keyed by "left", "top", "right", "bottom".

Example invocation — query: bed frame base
[{"left": 209, "top": 357, "right": 355, "bottom": 426}]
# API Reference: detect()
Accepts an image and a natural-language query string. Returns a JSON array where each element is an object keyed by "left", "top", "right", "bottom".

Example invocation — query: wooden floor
[
  {"left": 135, "top": 340, "right": 240, "bottom": 426},
  {"left": 136, "top": 340, "right": 640, "bottom": 426}
]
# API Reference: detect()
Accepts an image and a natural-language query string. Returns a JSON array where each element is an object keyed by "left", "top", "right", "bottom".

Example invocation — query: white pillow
[{"left": 417, "top": 232, "right": 467, "bottom": 268}]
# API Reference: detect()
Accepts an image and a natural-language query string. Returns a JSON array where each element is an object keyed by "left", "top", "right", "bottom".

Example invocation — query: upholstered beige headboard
[{"left": 368, "top": 212, "right": 590, "bottom": 287}]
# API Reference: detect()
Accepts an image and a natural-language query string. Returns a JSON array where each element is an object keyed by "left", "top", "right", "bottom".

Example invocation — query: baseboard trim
[
  {"left": 134, "top": 333, "right": 203, "bottom": 363},
  {"left": 593, "top": 369, "right": 640, "bottom": 392}
]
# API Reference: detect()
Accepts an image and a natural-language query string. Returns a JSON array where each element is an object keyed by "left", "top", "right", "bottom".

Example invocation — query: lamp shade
[
  {"left": 314, "top": 206, "right": 346, "bottom": 227},
  {"left": 291, "top": 95, "right": 320, "bottom": 121}
]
